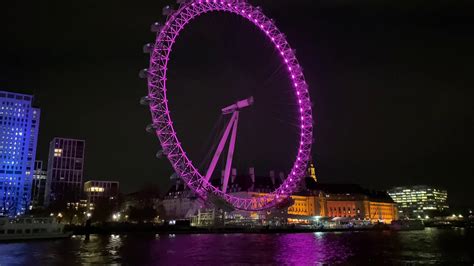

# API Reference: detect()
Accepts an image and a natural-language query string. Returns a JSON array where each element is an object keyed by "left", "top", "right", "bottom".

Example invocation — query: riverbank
[
  {"left": 67, "top": 223, "right": 387, "bottom": 235},
  {"left": 66, "top": 222, "right": 473, "bottom": 235}
]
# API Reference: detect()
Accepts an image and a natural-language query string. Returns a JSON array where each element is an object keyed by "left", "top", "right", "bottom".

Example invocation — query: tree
[
  {"left": 123, "top": 183, "right": 162, "bottom": 223},
  {"left": 93, "top": 198, "right": 116, "bottom": 223},
  {"left": 127, "top": 206, "right": 157, "bottom": 223}
]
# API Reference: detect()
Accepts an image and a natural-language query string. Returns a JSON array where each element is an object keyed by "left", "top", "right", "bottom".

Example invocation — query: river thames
[{"left": 0, "top": 228, "right": 472, "bottom": 265}]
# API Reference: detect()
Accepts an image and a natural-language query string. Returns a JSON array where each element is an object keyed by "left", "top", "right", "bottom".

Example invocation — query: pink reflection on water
[
  {"left": 150, "top": 233, "right": 353, "bottom": 265},
  {"left": 275, "top": 232, "right": 352, "bottom": 264}
]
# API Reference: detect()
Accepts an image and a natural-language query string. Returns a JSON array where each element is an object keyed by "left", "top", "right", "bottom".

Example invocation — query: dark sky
[{"left": 2, "top": 0, "right": 473, "bottom": 206}]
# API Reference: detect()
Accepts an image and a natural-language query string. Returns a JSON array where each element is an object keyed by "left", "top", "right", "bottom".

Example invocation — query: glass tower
[
  {"left": 0, "top": 90, "right": 40, "bottom": 216},
  {"left": 45, "top": 138, "right": 85, "bottom": 206}
]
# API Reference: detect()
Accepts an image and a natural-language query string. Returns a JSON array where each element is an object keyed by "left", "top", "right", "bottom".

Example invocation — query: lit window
[
  {"left": 53, "top": 148, "right": 63, "bottom": 157},
  {"left": 89, "top": 187, "right": 104, "bottom": 192}
]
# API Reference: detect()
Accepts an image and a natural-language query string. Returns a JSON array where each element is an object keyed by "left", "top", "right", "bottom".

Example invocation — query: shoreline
[{"left": 66, "top": 224, "right": 471, "bottom": 236}]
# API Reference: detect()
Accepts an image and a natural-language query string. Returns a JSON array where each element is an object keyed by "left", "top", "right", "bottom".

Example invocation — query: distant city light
[{"left": 112, "top": 213, "right": 121, "bottom": 221}]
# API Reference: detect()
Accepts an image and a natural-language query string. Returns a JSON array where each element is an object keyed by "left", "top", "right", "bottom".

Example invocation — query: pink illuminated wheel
[{"left": 141, "top": 0, "right": 313, "bottom": 211}]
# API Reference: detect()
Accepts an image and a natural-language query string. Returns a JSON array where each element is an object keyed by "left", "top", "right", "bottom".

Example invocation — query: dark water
[{"left": 0, "top": 228, "right": 472, "bottom": 265}]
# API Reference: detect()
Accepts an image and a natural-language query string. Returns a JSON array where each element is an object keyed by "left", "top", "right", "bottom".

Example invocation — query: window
[{"left": 7, "top": 229, "right": 14, "bottom": 234}]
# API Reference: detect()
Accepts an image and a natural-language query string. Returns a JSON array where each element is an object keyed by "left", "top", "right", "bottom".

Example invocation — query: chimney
[
  {"left": 249, "top": 167, "right": 255, "bottom": 183},
  {"left": 231, "top": 168, "right": 237, "bottom": 183},
  {"left": 270, "top": 170, "right": 276, "bottom": 185},
  {"left": 279, "top": 171, "right": 285, "bottom": 182}
]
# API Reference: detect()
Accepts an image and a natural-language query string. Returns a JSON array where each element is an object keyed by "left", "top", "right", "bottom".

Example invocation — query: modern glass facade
[
  {"left": 45, "top": 138, "right": 85, "bottom": 206},
  {"left": 0, "top": 91, "right": 40, "bottom": 216},
  {"left": 388, "top": 185, "right": 448, "bottom": 218}
]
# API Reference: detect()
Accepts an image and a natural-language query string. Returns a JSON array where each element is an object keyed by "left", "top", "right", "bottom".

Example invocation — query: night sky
[{"left": 2, "top": 0, "right": 473, "bottom": 206}]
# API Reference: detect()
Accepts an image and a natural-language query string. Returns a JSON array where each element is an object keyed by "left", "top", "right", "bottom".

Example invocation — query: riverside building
[
  {"left": 0, "top": 91, "right": 40, "bottom": 216},
  {"left": 388, "top": 185, "right": 448, "bottom": 218},
  {"left": 288, "top": 180, "right": 398, "bottom": 224}
]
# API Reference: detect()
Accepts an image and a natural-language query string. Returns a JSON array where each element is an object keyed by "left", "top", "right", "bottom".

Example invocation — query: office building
[
  {"left": 31, "top": 160, "right": 47, "bottom": 208},
  {"left": 45, "top": 138, "right": 85, "bottom": 206},
  {"left": 388, "top": 185, "right": 448, "bottom": 218},
  {"left": 84, "top": 180, "right": 119, "bottom": 204},
  {"left": 0, "top": 91, "right": 40, "bottom": 216}
]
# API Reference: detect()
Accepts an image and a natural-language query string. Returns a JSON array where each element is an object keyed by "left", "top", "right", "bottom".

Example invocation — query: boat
[
  {"left": 0, "top": 216, "right": 72, "bottom": 241},
  {"left": 390, "top": 219, "right": 425, "bottom": 231}
]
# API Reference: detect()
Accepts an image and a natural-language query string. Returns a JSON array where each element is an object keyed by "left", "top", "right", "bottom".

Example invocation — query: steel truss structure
[{"left": 143, "top": 0, "right": 313, "bottom": 211}]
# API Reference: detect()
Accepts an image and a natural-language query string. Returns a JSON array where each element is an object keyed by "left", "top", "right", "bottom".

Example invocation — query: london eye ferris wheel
[{"left": 140, "top": 0, "right": 313, "bottom": 211}]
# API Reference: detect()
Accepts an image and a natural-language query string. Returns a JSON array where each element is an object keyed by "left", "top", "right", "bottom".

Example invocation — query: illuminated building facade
[
  {"left": 288, "top": 195, "right": 317, "bottom": 216},
  {"left": 84, "top": 180, "right": 119, "bottom": 204},
  {"left": 324, "top": 193, "right": 398, "bottom": 223},
  {"left": 45, "top": 138, "right": 85, "bottom": 206},
  {"left": 287, "top": 180, "right": 398, "bottom": 224},
  {"left": 388, "top": 185, "right": 448, "bottom": 218},
  {"left": 31, "top": 160, "right": 47, "bottom": 208},
  {"left": 0, "top": 91, "right": 40, "bottom": 216}
]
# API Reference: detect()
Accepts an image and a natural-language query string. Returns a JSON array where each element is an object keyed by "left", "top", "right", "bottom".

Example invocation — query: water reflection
[
  {"left": 76, "top": 234, "right": 122, "bottom": 264},
  {"left": 275, "top": 233, "right": 352, "bottom": 264},
  {"left": 0, "top": 229, "right": 472, "bottom": 265}
]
